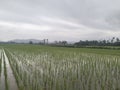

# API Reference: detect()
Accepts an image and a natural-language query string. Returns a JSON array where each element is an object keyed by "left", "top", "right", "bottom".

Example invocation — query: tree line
[{"left": 74, "top": 37, "right": 120, "bottom": 46}]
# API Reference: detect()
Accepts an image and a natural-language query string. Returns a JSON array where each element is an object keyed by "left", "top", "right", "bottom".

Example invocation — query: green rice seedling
[
  {"left": 2, "top": 45, "right": 120, "bottom": 90},
  {"left": 0, "top": 50, "right": 2, "bottom": 76},
  {"left": 3, "top": 51, "right": 9, "bottom": 90}
]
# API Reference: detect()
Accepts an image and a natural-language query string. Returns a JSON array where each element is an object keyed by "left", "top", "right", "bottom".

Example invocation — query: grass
[{"left": 1, "top": 44, "right": 120, "bottom": 90}]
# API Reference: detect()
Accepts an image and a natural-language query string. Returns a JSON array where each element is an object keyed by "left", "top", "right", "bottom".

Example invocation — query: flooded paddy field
[
  {"left": 0, "top": 44, "right": 120, "bottom": 90},
  {"left": 0, "top": 49, "right": 18, "bottom": 90}
]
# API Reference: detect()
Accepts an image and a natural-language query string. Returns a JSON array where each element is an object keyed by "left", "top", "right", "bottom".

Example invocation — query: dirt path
[
  {"left": 0, "top": 50, "right": 6, "bottom": 90},
  {"left": 1, "top": 49, "right": 19, "bottom": 90}
]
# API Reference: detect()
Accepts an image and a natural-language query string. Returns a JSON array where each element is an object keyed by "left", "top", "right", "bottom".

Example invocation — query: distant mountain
[{"left": 9, "top": 39, "right": 43, "bottom": 44}]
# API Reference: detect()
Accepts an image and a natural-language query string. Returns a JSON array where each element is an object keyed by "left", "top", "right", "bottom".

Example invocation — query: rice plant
[
  {"left": 0, "top": 50, "right": 2, "bottom": 76},
  {"left": 3, "top": 45, "right": 120, "bottom": 90}
]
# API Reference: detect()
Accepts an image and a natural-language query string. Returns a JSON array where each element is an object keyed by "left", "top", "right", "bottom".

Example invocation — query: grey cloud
[
  {"left": 0, "top": 0, "right": 120, "bottom": 41},
  {"left": 106, "top": 11, "right": 120, "bottom": 29},
  {"left": 1, "top": 0, "right": 120, "bottom": 28}
]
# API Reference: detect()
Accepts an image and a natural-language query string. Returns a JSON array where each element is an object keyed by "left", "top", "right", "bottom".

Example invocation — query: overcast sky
[{"left": 0, "top": 0, "right": 120, "bottom": 41}]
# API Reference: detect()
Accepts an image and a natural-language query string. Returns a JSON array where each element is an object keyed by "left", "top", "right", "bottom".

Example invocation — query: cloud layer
[{"left": 0, "top": 0, "right": 120, "bottom": 41}]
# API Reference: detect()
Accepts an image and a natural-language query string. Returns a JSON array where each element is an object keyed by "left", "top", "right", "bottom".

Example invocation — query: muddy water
[
  {"left": 0, "top": 50, "right": 6, "bottom": 90},
  {"left": 3, "top": 50, "right": 19, "bottom": 90}
]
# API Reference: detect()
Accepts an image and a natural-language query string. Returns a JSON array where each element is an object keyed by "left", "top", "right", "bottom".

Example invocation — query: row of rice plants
[
  {"left": 0, "top": 49, "right": 9, "bottom": 90},
  {"left": 0, "top": 50, "right": 2, "bottom": 76},
  {"left": 4, "top": 46, "right": 120, "bottom": 90},
  {"left": 3, "top": 51, "right": 9, "bottom": 90}
]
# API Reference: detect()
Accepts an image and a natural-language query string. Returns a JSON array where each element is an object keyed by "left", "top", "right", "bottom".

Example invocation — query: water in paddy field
[
  {"left": 0, "top": 50, "right": 6, "bottom": 90},
  {"left": 3, "top": 50, "right": 19, "bottom": 90}
]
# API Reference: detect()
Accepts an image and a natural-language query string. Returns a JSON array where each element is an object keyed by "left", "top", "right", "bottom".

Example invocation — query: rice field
[
  {"left": 0, "top": 44, "right": 120, "bottom": 90},
  {"left": 0, "top": 50, "right": 1, "bottom": 70}
]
